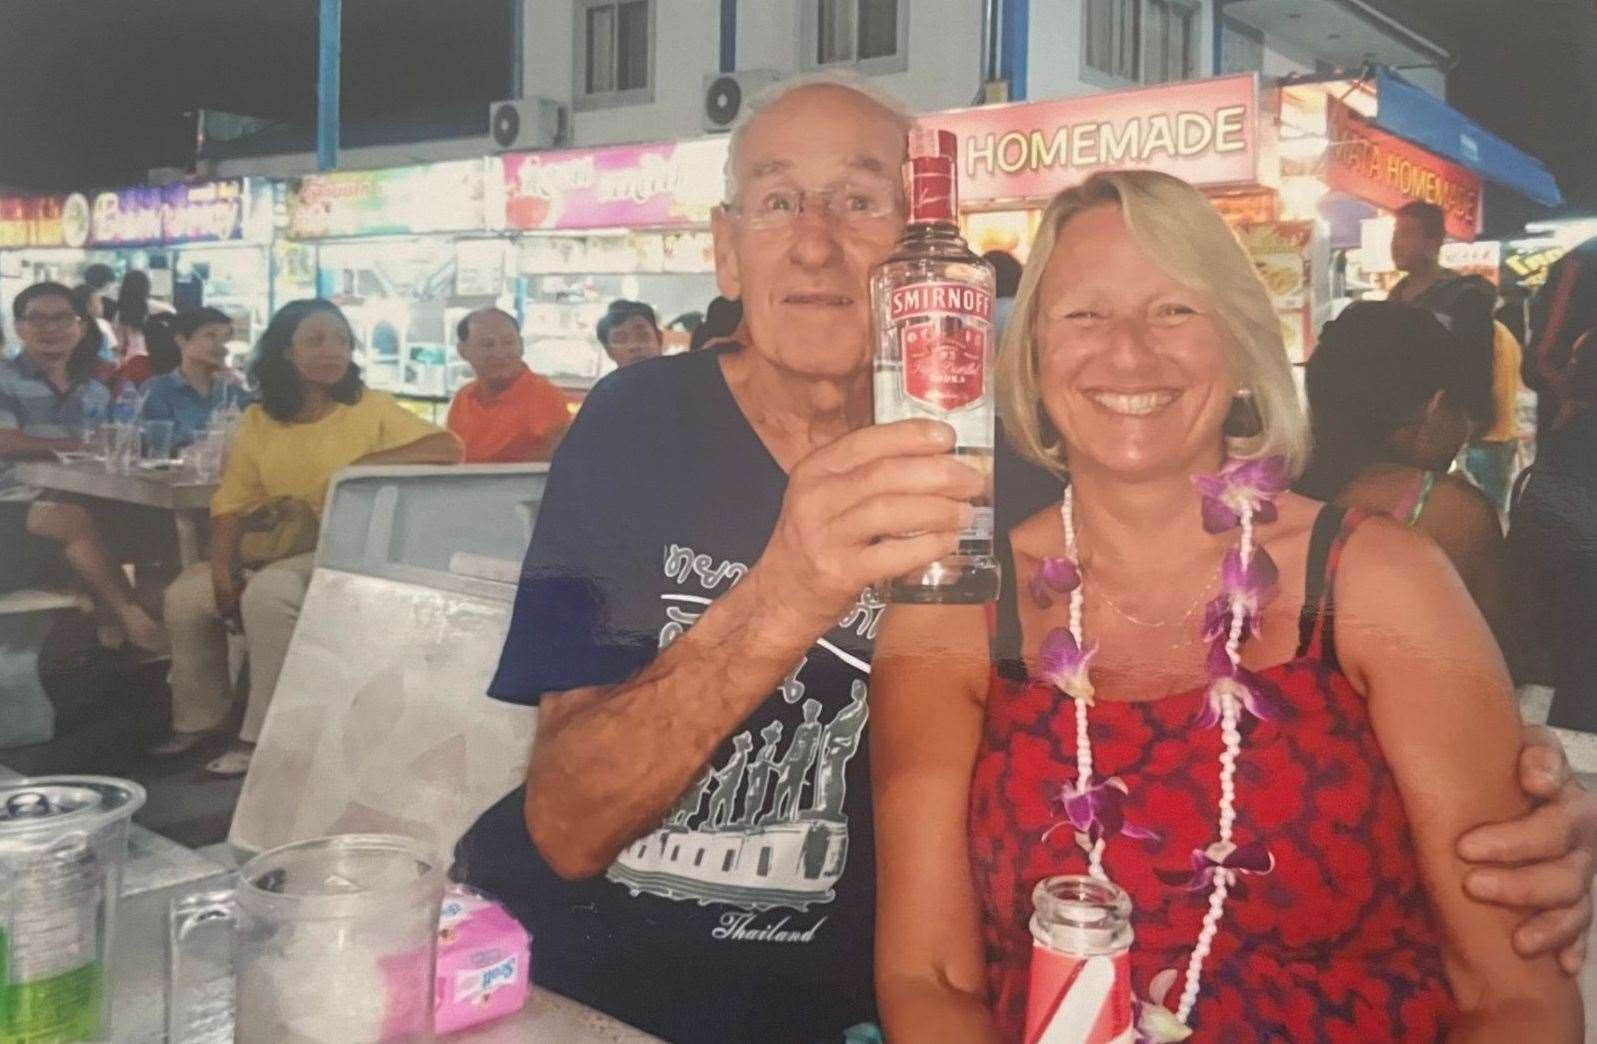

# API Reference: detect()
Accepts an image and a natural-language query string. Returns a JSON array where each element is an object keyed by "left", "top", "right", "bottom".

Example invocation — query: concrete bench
[
  {"left": 0, "top": 588, "right": 80, "bottom": 748},
  {"left": 228, "top": 464, "right": 545, "bottom": 860}
]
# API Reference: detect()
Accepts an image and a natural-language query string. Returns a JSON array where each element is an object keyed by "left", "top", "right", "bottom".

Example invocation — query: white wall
[
  {"left": 523, "top": 0, "right": 723, "bottom": 147},
  {"left": 1027, "top": 0, "right": 1218, "bottom": 103}
]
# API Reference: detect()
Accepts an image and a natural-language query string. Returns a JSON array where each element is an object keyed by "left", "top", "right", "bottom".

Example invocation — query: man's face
[
  {"left": 712, "top": 85, "right": 907, "bottom": 383},
  {"left": 459, "top": 311, "right": 525, "bottom": 384},
  {"left": 1390, "top": 214, "right": 1441, "bottom": 274},
  {"left": 15, "top": 293, "right": 82, "bottom": 367},
  {"left": 603, "top": 315, "right": 662, "bottom": 368}
]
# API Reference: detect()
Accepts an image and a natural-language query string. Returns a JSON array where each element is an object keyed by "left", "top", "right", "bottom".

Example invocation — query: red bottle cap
[{"left": 904, "top": 129, "right": 959, "bottom": 224}]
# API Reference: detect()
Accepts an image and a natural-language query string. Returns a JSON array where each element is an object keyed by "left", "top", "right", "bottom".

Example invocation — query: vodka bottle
[{"left": 870, "top": 128, "right": 1000, "bottom": 603}]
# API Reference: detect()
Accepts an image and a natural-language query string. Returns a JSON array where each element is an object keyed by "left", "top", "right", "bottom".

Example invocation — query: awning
[{"left": 1375, "top": 69, "right": 1563, "bottom": 208}]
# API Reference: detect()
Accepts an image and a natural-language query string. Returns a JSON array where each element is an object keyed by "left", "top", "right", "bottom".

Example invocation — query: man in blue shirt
[
  {"left": 0, "top": 282, "right": 167, "bottom": 650},
  {"left": 457, "top": 77, "right": 1597, "bottom": 1043},
  {"left": 139, "top": 306, "right": 248, "bottom": 446}
]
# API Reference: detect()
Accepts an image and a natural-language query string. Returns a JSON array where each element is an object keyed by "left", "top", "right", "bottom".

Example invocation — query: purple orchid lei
[{"left": 1028, "top": 457, "right": 1289, "bottom": 1033}]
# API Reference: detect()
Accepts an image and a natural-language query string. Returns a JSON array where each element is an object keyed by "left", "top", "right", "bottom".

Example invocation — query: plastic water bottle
[{"left": 110, "top": 385, "right": 142, "bottom": 473}]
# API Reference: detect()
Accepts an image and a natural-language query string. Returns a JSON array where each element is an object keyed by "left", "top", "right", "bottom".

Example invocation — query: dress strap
[
  {"left": 992, "top": 509, "right": 1027, "bottom": 681},
  {"left": 1295, "top": 505, "right": 1369, "bottom": 668}
]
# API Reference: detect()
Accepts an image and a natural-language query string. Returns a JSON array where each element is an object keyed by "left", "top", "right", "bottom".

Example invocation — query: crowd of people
[{"left": 4, "top": 71, "right": 1597, "bottom": 1042}]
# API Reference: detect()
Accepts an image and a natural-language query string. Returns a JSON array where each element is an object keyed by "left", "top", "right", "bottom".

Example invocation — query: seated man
[
  {"left": 139, "top": 307, "right": 250, "bottom": 447},
  {"left": 456, "top": 76, "right": 1597, "bottom": 1043},
  {"left": 447, "top": 308, "right": 570, "bottom": 463},
  {"left": 596, "top": 299, "right": 663, "bottom": 369},
  {"left": 0, "top": 282, "right": 167, "bottom": 650}
]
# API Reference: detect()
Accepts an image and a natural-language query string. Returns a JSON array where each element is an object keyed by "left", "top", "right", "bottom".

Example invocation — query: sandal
[
  {"left": 204, "top": 744, "right": 255, "bottom": 778},
  {"left": 147, "top": 731, "right": 211, "bottom": 757}
]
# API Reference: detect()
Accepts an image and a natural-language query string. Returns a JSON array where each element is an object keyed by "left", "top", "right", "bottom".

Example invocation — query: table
[
  {"left": 111, "top": 872, "right": 661, "bottom": 1043},
  {"left": 16, "top": 459, "right": 217, "bottom": 566}
]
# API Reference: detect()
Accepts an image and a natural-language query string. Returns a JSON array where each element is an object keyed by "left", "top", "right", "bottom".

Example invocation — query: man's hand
[
  {"left": 1458, "top": 725, "right": 1597, "bottom": 973},
  {"left": 753, "top": 419, "right": 985, "bottom": 630}
]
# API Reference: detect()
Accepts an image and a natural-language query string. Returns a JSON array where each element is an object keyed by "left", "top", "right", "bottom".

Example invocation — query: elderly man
[
  {"left": 447, "top": 307, "right": 570, "bottom": 463},
  {"left": 460, "top": 78, "right": 1597, "bottom": 1043}
]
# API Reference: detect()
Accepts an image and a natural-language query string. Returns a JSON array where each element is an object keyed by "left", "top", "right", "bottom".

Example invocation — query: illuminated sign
[
  {"left": 920, "top": 75, "right": 1262, "bottom": 205},
  {"left": 1327, "top": 100, "right": 1482, "bottom": 241}
]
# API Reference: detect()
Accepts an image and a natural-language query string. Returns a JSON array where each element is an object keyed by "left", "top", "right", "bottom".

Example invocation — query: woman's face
[
  {"left": 286, "top": 310, "right": 353, "bottom": 388},
  {"left": 1035, "top": 204, "right": 1235, "bottom": 483},
  {"left": 177, "top": 322, "right": 233, "bottom": 369}
]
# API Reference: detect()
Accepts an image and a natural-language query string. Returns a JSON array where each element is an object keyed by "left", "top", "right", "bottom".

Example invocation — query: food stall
[
  {"left": 921, "top": 70, "right": 1560, "bottom": 376},
  {"left": 0, "top": 193, "right": 121, "bottom": 350},
  {"left": 0, "top": 180, "right": 275, "bottom": 369},
  {"left": 284, "top": 159, "right": 494, "bottom": 420},
  {"left": 922, "top": 75, "right": 1324, "bottom": 377},
  {"left": 490, "top": 137, "right": 726, "bottom": 395}
]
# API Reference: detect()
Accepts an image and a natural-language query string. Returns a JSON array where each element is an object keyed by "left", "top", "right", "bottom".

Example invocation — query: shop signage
[
  {"left": 1326, "top": 100, "right": 1481, "bottom": 241},
  {"left": 44, "top": 195, "right": 80, "bottom": 248},
  {"left": 920, "top": 75, "right": 1261, "bottom": 206},
  {"left": 161, "top": 179, "right": 248, "bottom": 243},
  {"left": 499, "top": 138, "right": 727, "bottom": 231},
  {"left": 1502, "top": 240, "right": 1572, "bottom": 291},
  {"left": 287, "top": 160, "right": 485, "bottom": 239},
  {"left": 90, "top": 185, "right": 166, "bottom": 246},
  {"left": 0, "top": 198, "right": 28, "bottom": 248}
]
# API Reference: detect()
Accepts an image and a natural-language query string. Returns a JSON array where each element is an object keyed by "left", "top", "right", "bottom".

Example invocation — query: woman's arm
[
  {"left": 1337, "top": 520, "right": 1582, "bottom": 1042},
  {"left": 208, "top": 513, "right": 245, "bottom": 621},
  {"left": 353, "top": 431, "right": 464, "bottom": 466},
  {"left": 872, "top": 602, "right": 1002, "bottom": 1043}
]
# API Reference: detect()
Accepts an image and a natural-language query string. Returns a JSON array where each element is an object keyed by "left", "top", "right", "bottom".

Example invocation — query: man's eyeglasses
[
  {"left": 20, "top": 313, "right": 80, "bottom": 331},
  {"left": 725, "top": 182, "right": 900, "bottom": 230}
]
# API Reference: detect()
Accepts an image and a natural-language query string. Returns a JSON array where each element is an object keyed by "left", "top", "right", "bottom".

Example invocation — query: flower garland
[{"left": 1033, "top": 457, "right": 1290, "bottom": 1040}]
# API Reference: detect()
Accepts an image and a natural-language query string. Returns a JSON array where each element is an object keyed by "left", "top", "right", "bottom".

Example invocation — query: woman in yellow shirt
[{"left": 158, "top": 299, "right": 462, "bottom": 775}]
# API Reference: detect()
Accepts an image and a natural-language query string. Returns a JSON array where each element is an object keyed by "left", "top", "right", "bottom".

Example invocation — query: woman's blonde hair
[{"left": 997, "top": 169, "right": 1310, "bottom": 478}]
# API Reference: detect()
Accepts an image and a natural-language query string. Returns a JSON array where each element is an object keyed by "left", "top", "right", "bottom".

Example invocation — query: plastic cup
[{"left": 143, "top": 420, "right": 175, "bottom": 462}]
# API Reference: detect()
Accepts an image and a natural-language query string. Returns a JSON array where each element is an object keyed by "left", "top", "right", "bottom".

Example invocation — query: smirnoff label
[{"left": 890, "top": 281, "right": 992, "bottom": 413}]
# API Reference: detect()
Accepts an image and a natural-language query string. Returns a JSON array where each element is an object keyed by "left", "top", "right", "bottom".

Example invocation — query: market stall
[
  {"left": 490, "top": 137, "right": 726, "bottom": 395},
  {"left": 922, "top": 75, "right": 1324, "bottom": 371},
  {"left": 284, "top": 159, "right": 495, "bottom": 420}
]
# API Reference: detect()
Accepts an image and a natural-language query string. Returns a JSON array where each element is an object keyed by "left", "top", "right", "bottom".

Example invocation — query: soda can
[{"left": 1024, "top": 874, "right": 1135, "bottom": 1044}]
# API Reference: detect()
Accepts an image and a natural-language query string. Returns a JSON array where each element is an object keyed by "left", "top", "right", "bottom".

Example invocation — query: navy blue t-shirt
[{"left": 457, "top": 346, "right": 885, "bottom": 1043}]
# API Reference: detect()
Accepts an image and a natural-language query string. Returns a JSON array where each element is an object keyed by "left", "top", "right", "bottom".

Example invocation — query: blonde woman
[{"left": 871, "top": 171, "right": 1581, "bottom": 1040}]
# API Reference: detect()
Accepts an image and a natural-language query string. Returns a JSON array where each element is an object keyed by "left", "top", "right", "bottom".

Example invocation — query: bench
[
  {"left": 228, "top": 464, "right": 545, "bottom": 860},
  {"left": 0, "top": 588, "right": 80, "bottom": 747}
]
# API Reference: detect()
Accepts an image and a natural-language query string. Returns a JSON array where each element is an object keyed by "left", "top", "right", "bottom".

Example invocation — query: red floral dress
[{"left": 969, "top": 507, "right": 1457, "bottom": 1042}]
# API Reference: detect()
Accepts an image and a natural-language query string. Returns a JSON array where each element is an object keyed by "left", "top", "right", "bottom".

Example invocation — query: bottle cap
[{"left": 903, "top": 129, "right": 959, "bottom": 225}]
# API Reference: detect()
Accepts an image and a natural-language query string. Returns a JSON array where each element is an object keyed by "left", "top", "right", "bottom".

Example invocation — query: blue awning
[{"left": 1374, "top": 70, "right": 1563, "bottom": 208}]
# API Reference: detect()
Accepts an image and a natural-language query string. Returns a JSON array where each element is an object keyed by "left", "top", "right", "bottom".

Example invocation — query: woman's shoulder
[{"left": 1419, "top": 474, "right": 1504, "bottom": 548}]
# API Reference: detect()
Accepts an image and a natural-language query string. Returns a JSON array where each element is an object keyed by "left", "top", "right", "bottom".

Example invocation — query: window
[
  {"left": 575, "top": 0, "right": 653, "bottom": 110},
  {"left": 1084, "top": 0, "right": 1202, "bottom": 85},
  {"left": 803, "top": 0, "right": 907, "bottom": 74},
  {"left": 756, "top": 846, "right": 773, "bottom": 876},
  {"left": 721, "top": 850, "right": 736, "bottom": 872},
  {"left": 1084, "top": 0, "right": 1140, "bottom": 82},
  {"left": 693, "top": 849, "right": 706, "bottom": 867},
  {"left": 1145, "top": 0, "right": 1199, "bottom": 83},
  {"left": 670, "top": 845, "right": 680, "bottom": 862},
  {"left": 1220, "top": 15, "right": 1264, "bottom": 75}
]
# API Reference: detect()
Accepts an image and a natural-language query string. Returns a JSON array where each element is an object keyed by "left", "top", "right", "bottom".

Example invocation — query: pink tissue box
[{"left": 433, "top": 885, "right": 531, "bottom": 1035}]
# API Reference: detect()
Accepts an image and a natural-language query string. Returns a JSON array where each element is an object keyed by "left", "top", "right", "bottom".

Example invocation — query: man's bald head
[{"left": 723, "top": 73, "right": 913, "bottom": 204}]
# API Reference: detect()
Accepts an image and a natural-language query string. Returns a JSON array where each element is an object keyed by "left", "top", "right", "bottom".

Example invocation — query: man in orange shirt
[{"left": 447, "top": 308, "right": 571, "bottom": 463}]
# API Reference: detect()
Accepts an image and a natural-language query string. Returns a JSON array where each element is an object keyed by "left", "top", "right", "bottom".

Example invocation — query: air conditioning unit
[
  {"left": 701, "top": 70, "right": 780, "bottom": 133},
  {"left": 488, "top": 98, "right": 565, "bottom": 152}
]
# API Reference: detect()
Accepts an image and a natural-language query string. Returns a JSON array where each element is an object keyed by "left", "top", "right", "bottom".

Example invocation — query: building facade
[{"left": 211, "top": 0, "right": 1449, "bottom": 177}]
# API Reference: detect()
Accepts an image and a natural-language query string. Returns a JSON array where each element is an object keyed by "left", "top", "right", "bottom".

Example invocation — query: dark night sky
[{"left": 0, "top": 0, "right": 1593, "bottom": 210}]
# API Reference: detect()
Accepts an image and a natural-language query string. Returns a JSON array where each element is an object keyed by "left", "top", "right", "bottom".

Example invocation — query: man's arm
[
  {"left": 0, "top": 428, "right": 77, "bottom": 460},
  {"left": 523, "top": 419, "right": 983, "bottom": 878}
]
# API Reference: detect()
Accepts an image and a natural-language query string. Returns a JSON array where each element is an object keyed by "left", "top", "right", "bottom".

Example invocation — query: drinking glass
[{"left": 143, "top": 420, "right": 175, "bottom": 463}]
